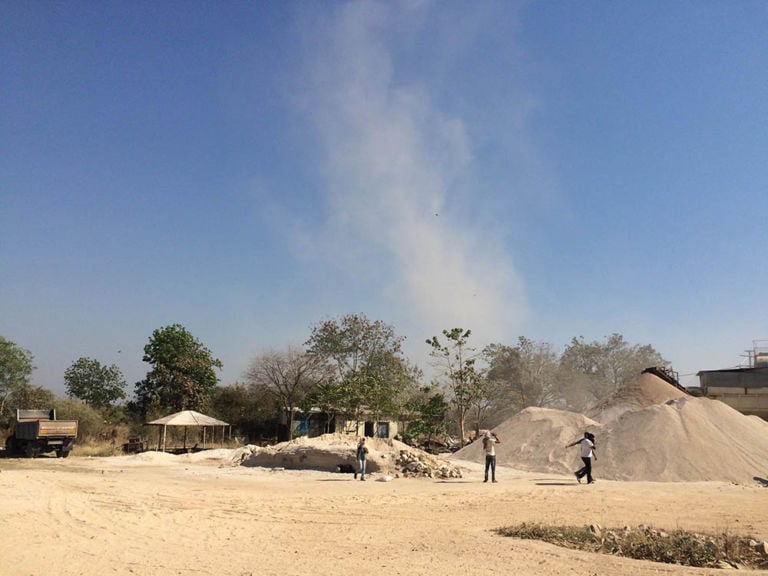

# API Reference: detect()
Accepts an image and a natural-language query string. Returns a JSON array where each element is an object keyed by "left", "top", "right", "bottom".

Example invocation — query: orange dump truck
[{"left": 5, "top": 409, "right": 78, "bottom": 458}]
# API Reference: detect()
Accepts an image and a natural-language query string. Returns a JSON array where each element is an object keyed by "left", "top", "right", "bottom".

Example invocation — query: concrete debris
[
  {"left": 749, "top": 540, "right": 768, "bottom": 556},
  {"left": 236, "top": 433, "right": 463, "bottom": 479},
  {"left": 393, "top": 448, "right": 463, "bottom": 479}
]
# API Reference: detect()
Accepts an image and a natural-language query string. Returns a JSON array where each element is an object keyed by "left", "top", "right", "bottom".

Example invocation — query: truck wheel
[
  {"left": 55, "top": 448, "right": 63, "bottom": 458},
  {"left": 25, "top": 444, "right": 40, "bottom": 458},
  {"left": 61, "top": 450, "right": 71, "bottom": 458}
]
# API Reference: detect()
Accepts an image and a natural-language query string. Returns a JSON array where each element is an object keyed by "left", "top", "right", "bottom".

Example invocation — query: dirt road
[{"left": 1, "top": 453, "right": 766, "bottom": 576}]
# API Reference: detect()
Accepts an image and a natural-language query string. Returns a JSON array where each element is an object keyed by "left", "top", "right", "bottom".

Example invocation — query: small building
[
  {"left": 279, "top": 407, "right": 403, "bottom": 441},
  {"left": 694, "top": 341, "right": 768, "bottom": 421},
  {"left": 337, "top": 415, "right": 400, "bottom": 439}
]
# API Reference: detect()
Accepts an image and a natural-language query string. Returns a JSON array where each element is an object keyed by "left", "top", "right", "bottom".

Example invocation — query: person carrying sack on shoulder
[
  {"left": 567, "top": 431, "right": 596, "bottom": 484},
  {"left": 483, "top": 431, "right": 501, "bottom": 483}
]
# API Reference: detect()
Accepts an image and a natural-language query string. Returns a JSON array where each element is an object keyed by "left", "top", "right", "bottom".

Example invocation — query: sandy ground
[{"left": 2, "top": 452, "right": 767, "bottom": 576}]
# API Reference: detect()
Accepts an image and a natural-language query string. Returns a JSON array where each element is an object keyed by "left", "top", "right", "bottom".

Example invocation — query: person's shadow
[{"left": 533, "top": 478, "right": 576, "bottom": 486}]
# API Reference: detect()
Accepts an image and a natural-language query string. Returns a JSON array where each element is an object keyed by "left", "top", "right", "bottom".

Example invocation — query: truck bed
[{"left": 14, "top": 420, "right": 79, "bottom": 440}]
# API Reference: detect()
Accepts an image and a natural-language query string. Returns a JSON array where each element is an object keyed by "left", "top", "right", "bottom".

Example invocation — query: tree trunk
[
  {"left": 287, "top": 405, "right": 294, "bottom": 441},
  {"left": 458, "top": 408, "right": 467, "bottom": 447}
]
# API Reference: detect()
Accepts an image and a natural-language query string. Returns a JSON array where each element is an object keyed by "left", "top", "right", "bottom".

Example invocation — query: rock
[{"left": 756, "top": 541, "right": 768, "bottom": 556}]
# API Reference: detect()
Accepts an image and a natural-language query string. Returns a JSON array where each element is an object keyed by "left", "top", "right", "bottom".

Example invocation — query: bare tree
[
  {"left": 515, "top": 337, "right": 560, "bottom": 408},
  {"left": 560, "top": 333, "right": 668, "bottom": 407},
  {"left": 245, "top": 346, "right": 331, "bottom": 440}
]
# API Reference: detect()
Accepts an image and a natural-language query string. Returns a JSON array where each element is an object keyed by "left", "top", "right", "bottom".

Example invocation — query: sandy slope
[
  {"left": 1, "top": 452, "right": 766, "bottom": 576},
  {"left": 455, "top": 373, "right": 768, "bottom": 484}
]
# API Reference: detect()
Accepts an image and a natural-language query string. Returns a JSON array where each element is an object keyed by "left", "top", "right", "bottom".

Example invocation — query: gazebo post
[{"left": 162, "top": 425, "right": 167, "bottom": 452}]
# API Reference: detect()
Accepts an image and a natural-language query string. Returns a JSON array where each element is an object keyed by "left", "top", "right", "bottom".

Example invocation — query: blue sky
[{"left": 2, "top": 1, "right": 767, "bottom": 396}]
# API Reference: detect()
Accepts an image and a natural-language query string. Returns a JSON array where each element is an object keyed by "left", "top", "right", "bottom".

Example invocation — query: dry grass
[
  {"left": 70, "top": 437, "right": 244, "bottom": 458},
  {"left": 496, "top": 522, "right": 767, "bottom": 569},
  {"left": 72, "top": 440, "right": 125, "bottom": 457}
]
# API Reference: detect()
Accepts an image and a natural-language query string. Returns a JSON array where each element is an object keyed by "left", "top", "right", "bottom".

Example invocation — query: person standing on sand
[
  {"left": 567, "top": 432, "right": 596, "bottom": 484},
  {"left": 355, "top": 437, "right": 368, "bottom": 481},
  {"left": 483, "top": 431, "right": 501, "bottom": 483}
]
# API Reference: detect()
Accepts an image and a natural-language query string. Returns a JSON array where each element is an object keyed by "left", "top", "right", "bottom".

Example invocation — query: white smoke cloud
[{"left": 298, "top": 1, "right": 527, "bottom": 351}]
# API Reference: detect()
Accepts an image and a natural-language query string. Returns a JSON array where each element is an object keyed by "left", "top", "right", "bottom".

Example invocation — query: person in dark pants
[
  {"left": 482, "top": 431, "right": 501, "bottom": 483},
  {"left": 567, "top": 432, "right": 596, "bottom": 484}
]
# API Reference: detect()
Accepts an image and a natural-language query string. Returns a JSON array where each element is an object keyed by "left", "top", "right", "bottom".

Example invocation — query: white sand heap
[
  {"left": 238, "top": 433, "right": 463, "bottom": 479},
  {"left": 452, "top": 372, "right": 768, "bottom": 484},
  {"left": 585, "top": 371, "right": 688, "bottom": 423}
]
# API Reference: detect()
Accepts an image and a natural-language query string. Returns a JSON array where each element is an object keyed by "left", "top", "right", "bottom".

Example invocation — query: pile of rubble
[
  {"left": 393, "top": 447, "right": 463, "bottom": 479},
  {"left": 235, "top": 433, "right": 464, "bottom": 479}
]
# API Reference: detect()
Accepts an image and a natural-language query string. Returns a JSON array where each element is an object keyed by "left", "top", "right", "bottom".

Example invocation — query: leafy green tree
[
  {"left": 403, "top": 386, "right": 448, "bottom": 445},
  {"left": 0, "top": 336, "right": 36, "bottom": 426},
  {"left": 305, "top": 314, "right": 405, "bottom": 378},
  {"left": 64, "top": 357, "right": 126, "bottom": 410},
  {"left": 426, "top": 328, "right": 483, "bottom": 447},
  {"left": 305, "top": 314, "right": 409, "bottom": 432},
  {"left": 381, "top": 358, "right": 423, "bottom": 431},
  {"left": 212, "top": 382, "right": 276, "bottom": 442},
  {"left": 245, "top": 346, "right": 333, "bottom": 440},
  {"left": 353, "top": 356, "right": 422, "bottom": 434},
  {"left": 303, "top": 380, "right": 346, "bottom": 434},
  {"left": 133, "top": 324, "right": 222, "bottom": 417},
  {"left": 478, "top": 343, "right": 523, "bottom": 428}
]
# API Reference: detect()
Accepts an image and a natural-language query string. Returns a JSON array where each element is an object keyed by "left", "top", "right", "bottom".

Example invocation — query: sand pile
[
  {"left": 598, "top": 396, "right": 768, "bottom": 482},
  {"left": 452, "top": 406, "right": 600, "bottom": 474},
  {"left": 239, "top": 433, "right": 464, "bottom": 479},
  {"left": 585, "top": 371, "right": 687, "bottom": 423},
  {"left": 452, "top": 373, "right": 768, "bottom": 484}
]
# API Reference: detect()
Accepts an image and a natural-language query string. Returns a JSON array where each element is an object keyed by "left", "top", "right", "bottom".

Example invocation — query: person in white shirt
[
  {"left": 567, "top": 431, "right": 596, "bottom": 484},
  {"left": 482, "top": 431, "right": 501, "bottom": 483}
]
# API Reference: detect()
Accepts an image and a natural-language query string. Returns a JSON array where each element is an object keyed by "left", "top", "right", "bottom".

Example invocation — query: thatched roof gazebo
[{"left": 146, "top": 410, "right": 230, "bottom": 452}]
